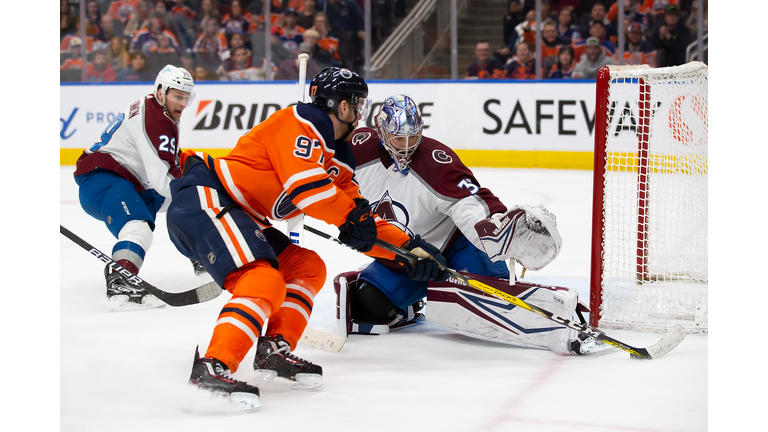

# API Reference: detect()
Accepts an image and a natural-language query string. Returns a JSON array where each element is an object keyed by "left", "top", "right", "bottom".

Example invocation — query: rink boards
[{"left": 61, "top": 80, "right": 606, "bottom": 169}]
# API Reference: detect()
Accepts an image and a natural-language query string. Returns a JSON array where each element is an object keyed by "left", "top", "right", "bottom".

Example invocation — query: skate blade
[
  {"left": 248, "top": 370, "right": 278, "bottom": 387},
  {"left": 108, "top": 295, "right": 166, "bottom": 312},
  {"left": 289, "top": 373, "right": 324, "bottom": 390},
  {"left": 181, "top": 385, "right": 260, "bottom": 414}
]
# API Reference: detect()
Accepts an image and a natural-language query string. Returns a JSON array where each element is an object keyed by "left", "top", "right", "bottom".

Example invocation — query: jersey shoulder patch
[
  {"left": 348, "top": 127, "right": 380, "bottom": 166},
  {"left": 409, "top": 137, "right": 479, "bottom": 199}
]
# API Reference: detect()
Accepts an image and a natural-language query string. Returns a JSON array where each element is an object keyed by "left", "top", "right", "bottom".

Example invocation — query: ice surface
[{"left": 59, "top": 167, "right": 709, "bottom": 431}]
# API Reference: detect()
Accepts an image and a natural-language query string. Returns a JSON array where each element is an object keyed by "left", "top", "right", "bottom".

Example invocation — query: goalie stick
[
  {"left": 303, "top": 224, "right": 686, "bottom": 360},
  {"left": 373, "top": 239, "right": 686, "bottom": 360},
  {"left": 62, "top": 225, "right": 345, "bottom": 352},
  {"left": 60, "top": 225, "right": 222, "bottom": 307}
]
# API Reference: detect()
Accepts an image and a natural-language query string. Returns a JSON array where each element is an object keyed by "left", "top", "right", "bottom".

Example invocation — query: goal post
[{"left": 589, "top": 62, "right": 708, "bottom": 334}]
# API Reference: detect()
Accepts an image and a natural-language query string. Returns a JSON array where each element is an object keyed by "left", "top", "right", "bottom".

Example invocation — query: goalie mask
[{"left": 375, "top": 94, "right": 423, "bottom": 175}]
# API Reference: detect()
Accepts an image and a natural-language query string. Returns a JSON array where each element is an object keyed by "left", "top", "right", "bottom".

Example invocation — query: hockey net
[{"left": 589, "top": 62, "right": 708, "bottom": 334}]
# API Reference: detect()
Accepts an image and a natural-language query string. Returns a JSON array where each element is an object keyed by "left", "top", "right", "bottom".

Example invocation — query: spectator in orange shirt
[
  {"left": 170, "top": 0, "right": 196, "bottom": 21},
  {"left": 221, "top": 0, "right": 253, "bottom": 35},
  {"left": 60, "top": 38, "right": 86, "bottom": 70},
  {"left": 466, "top": 40, "right": 505, "bottom": 79},
  {"left": 505, "top": 42, "right": 538, "bottom": 79},
  {"left": 194, "top": 17, "right": 229, "bottom": 60},
  {"left": 521, "top": 19, "right": 567, "bottom": 75},
  {"left": 312, "top": 12, "right": 342, "bottom": 65},
  {"left": 88, "top": 50, "right": 118, "bottom": 82},
  {"left": 301, "top": 29, "right": 333, "bottom": 68},
  {"left": 548, "top": 44, "right": 576, "bottom": 79},
  {"left": 107, "top": 0, "right": 142, "bottom": 24},
  {"left": 61, "top": 22, "right": 95, "bottom": 55},
  {"left": 623, "top": 22, "right": 657, "bottom": 67}
]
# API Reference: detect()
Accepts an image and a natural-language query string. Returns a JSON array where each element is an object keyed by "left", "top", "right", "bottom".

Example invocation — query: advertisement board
[{"left": 60, "top": 80, "right": 602, "bottom": 168}]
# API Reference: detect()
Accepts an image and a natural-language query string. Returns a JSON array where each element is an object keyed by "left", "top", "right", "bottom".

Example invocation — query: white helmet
[{"left": 154, "top": 64, "right": 195, "bottom": 106}]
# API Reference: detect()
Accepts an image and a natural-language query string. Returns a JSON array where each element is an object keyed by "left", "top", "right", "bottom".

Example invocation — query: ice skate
[
  {"left": 388, "top": 299, "right": 425, "bottom": 330},
  {"left": 253, "top": 334, "right": 323, "bottom": 390},
  {"left": 569, "top": 330, "right": 613, "bottom": 356},
  {"left": 105, "top": 267, "right": 164, "bottom": 311},
  {"left": 187, "top": 347, "right": 261, "bottom": 413}
]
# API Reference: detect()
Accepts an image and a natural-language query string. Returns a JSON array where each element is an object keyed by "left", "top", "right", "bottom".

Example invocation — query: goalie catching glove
[
  {"left": 474, "top": 205, "right": 562, "bottom": 271},
  {"left": 396, "top": 235, "right": 450, "bottom": 282}
]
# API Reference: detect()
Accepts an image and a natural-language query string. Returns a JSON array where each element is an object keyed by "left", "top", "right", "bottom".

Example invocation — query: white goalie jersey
[{"left": 349, "top": 128, "right": 507, "bottom": 251}]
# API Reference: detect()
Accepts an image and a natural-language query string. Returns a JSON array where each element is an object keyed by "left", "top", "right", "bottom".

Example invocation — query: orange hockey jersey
[{"left": 208, "top": 103, "right": 410, "bottom": 260}]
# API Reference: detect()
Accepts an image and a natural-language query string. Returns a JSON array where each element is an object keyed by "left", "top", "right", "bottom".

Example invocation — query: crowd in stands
[
  {"left": 467, "top": 0, "right": 707, "bottom": 80},
  {"left": 59, "top": 0, "right": 707, "bottom": 83},
  {"left": 60, "top": 0, "right": 406, "bottom": 82}
]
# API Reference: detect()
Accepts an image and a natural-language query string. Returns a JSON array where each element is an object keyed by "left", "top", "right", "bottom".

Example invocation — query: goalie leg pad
[
  {"left": 334, "top": 271, "right": 390, "bottom": 336},
  {"left": 426, "top": 274, "right": 579, "bottom": 355}
]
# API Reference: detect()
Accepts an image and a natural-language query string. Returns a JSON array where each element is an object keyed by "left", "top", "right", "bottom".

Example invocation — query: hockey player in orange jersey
[{"left": 166, "top": 67, "right": 449, "bottom": 412}]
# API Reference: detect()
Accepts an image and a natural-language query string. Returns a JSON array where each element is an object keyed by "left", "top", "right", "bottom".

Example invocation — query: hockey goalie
[{"left": 333, "top": 94, "right": 606, "bottom": 356}]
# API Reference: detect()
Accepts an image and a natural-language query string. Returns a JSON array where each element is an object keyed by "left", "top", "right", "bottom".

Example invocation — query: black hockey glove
[
  {"left": 398, "top": 235, "right": 450, "bottom": 282},
  {"left": 338, "top": 198, "right": 377, "bottom": 252}
]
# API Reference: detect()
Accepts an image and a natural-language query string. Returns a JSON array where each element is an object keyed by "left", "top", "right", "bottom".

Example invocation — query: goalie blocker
[{"left": 335, "top": 270, "right": 607, "bottom": 355}]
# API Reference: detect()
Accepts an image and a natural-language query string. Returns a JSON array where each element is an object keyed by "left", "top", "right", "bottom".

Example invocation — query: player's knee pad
[
  {"left": 277, "top": 244, "right": 326, "bottom": 293},
  {"left": 426, "top": 275, "right": 581, "bottom": 355},
  {"left": 224, "top": 259, "right": 287, "bottom": 312},
  {"left": 112, "top": 220, "right": 153, "bottom": 270}
]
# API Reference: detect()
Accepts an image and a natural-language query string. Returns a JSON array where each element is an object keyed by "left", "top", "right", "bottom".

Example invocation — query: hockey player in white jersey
[
  {"left": 73, "top": 65, "right": 195, "bottom": 310},
  {"left": 335, "top": 94, "right": 603, "bottom": 356}
]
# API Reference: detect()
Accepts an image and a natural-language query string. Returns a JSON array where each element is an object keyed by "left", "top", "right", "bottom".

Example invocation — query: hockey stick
[
  {"left": 303, "top": 224, "right": 686, "bottom": 360},
  {"left": 60, "top": 225, "right": 222, "bottom": 307},
  {"left": 372, "top": 239, "right": 686, "bottom": 360},
  {"left": 300, "top": 326, "right": 345, "bottom": 353},
  {"left": 285, "top": 53, "right": 311, "bottom": 247}
]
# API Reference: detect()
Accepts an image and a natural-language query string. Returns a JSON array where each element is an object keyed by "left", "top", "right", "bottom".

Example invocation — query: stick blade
[
  {"left": 632, "top": 324, "right": 687, "bottom": 360},
  {"left": 195, "top": 282, "right": 224, "bottom": 303},
  {"left": 300, "top": 327, "right": 345, "bottom": 353}
]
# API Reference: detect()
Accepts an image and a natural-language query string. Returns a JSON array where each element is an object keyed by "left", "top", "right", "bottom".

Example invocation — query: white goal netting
[{"left": 592, "top": 62, "right": 708, "bottom": 333}]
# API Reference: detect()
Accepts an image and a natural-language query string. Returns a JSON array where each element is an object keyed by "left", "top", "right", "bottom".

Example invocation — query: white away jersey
[
  {"left": 74, "top": 94, "right": 182, "bottom": 211},
  {"left": 349, "top": 127, "right": 507, "bottom": 251}
]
